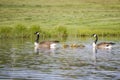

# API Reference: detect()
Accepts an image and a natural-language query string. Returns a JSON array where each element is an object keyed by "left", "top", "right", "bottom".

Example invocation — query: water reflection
[
  {"left": 92, "top": 47, "right": 97, "bottom": 66},
  {"left": 0, "top": 37, "right": 120, "bottom": 80},
  {"left": 34, "top": 44, "right": 61, "bottom": 55},
  {"left": 92, "top": 45, "right": 114, "bottom": 67}
]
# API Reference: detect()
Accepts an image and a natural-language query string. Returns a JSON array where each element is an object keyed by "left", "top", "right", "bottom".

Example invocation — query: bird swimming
[
  {"left": 92, "top": 34, "right": 115, "bottom": 49},
  {"left": 63, "top": 44, "right": 85, "bottom": 49},
  {"left": 34, "top": 32, "right": 59, "bottom": 53}
]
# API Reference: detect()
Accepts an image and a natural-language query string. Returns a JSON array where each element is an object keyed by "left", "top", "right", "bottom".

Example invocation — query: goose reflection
[{"left": 92, "top": 47, "right": 97, "bottom": 66}]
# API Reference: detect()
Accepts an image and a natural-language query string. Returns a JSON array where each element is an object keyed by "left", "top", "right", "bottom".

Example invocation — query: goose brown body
[
  {"left": 92, "top": 34, "right": 115, "bottom": 49},
  {"left": 38, "top": 41, "right": 59, "bottom": 49},
  {"left": 96, "top": 42, "right": 115, "bottom": 49},
  {"left": 34, "top": 32, "right": 59, "bottom": 50}
]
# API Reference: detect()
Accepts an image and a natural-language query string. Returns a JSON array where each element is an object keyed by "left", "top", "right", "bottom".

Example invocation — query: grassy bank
[
  {"left": 0, "top": 0, "right": 120, "bottom": 38},
  {"left": 0, "top": 24, "right": 119, "bottom": 39},
  {"left": 0, "top": 24, "right": 68, "bottom": 38}
]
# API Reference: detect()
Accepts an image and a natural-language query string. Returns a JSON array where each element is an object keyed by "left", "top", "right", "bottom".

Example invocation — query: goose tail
[
  {"left": 109, "top": 42, "right": 115, "bottom": 45},
  {"left": 53, "top": 40, "right": 60, "bottom": 43}
]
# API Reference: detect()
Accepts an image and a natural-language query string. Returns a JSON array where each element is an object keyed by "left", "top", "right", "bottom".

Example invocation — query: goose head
[
  {"left": 92, "top": 34, "right": 97, "bottom": 37},
  {"left": 92, "top": 34, "right": 98, "bottom": 48},
  {"left": 34, "top": 32, "right": 39, "bottom": 35},
  {"left": 34, "top": 31, "right": 40, "bottom": 44}
]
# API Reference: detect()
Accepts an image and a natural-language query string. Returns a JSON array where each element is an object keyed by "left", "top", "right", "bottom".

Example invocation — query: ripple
[{"left": 0, "top": 38, "right": 120, "bottom": 80}]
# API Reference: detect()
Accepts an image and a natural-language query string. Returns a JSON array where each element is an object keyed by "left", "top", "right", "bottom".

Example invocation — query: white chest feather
[
  {"left": 34, "top": 42, "right": 39, "bottom": 47},
  {"left": 50, "top": 43, "right": 57, "bottom": 49},
  {"left": 34, "top": 42, "right": 39, "bottom": 53},
  {"left": 93, "top": 42, "right": 96, "bottom": 48}
]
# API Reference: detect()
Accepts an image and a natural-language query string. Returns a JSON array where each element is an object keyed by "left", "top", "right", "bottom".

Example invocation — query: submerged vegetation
[{"left": 0, "top": 0, "right": 120, "bottom": 38}]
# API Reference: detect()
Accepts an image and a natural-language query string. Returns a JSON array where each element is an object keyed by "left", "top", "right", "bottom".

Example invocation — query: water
[{"left": 0, "top": 37, "right": 120, "bottom": 80}]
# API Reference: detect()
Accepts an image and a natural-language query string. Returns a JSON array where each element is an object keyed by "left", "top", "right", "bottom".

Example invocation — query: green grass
[
  {"left": 0, "top": 24, "right": 68, "bottom": 38},
  {"left": 0, "top": 0, "right": 120, "bottom": 38}
]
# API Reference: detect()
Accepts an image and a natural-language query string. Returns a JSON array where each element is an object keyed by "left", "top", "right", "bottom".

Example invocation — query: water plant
[
  {"left": 28, "top": 25, "right": 42, "bottom": 38},
  {"left": 54, "top": 26, "right": 68, "bottom": 37},
  {"left": 0, "top": 26, "right": 12, "bottom": 38},
  {"left": 0, "top": 24, "right": 120, "bottom": 39},
  {"left": 12, "top": 24, "right": 28, "bottom": 38}
]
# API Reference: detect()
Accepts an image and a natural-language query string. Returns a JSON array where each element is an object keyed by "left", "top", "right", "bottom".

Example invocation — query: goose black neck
[
  {"left": 94, "top": 35, "right": 98, "bottom": 44},
  {"left": 35, "top": 34, "right": 39, "bottom": 43}
]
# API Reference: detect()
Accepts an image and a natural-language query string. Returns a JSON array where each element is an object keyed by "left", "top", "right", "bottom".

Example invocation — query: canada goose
[
  {"left": 63, "top": 44, "right": 69, "bottom": 48},
  {"left": 70, "top": 44, "right": 77, "bottom": 48},
  {"left": 92, "top": 34, "right": 115, "bottom": 49},
  {"left": 34, "top": 32, "right": 59, "bottom": 51},
  {"left": 63, "top": 44, "right": 85, "bottom": 49},
  {"left": 77, "top": 44, "right": 85, "bottom": 48},
  {"left": 70, "top": 44, "right": 85, "bottom": 48}
]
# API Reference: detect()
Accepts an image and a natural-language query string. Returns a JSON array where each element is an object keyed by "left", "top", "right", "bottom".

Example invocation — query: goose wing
[
  {"left": 39, "top": 41, "right": 59, "bottom": 48},
  {"left": 97, "top": 42, "right": 115, "bottom": 49},
  {"left": 97, "top": 42, "right": 115, "bottom": 46}
]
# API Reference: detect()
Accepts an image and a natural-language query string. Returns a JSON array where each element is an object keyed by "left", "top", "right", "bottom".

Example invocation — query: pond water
[{"left": 0, "top": 37, "right": 120, "bottom": 80}]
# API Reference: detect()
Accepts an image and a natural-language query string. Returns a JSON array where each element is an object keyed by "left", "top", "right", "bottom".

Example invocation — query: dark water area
[{"left": 0, "top": 37, "right": 120, "bottom": 80}]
